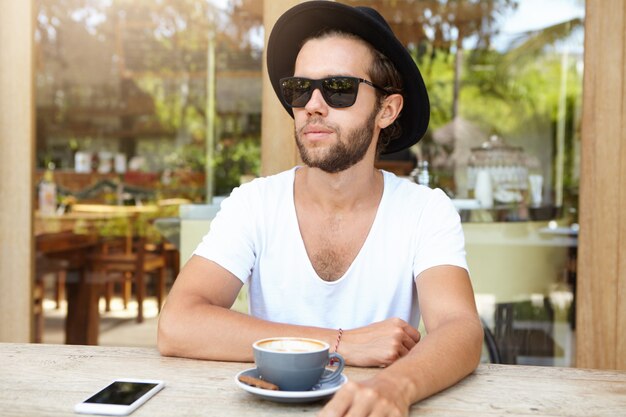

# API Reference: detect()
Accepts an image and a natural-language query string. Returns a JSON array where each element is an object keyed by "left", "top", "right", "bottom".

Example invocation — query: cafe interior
[{"left": 1, "top": 0, "right": 624, "bottom": 374}]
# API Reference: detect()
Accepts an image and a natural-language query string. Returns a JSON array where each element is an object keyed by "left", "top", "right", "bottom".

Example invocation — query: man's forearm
[
  {"left": 157, "top": 298, "right": 337, "bottom": 361},
  {"left": 378, "top": 315, "right": 483, "bottom": 405}
]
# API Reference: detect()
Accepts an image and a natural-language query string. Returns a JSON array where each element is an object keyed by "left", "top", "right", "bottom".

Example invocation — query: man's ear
[{"left": 377, "top": 94, "right": 403, "bottom": 129}]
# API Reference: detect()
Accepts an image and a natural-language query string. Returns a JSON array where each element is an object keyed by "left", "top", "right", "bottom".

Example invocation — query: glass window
[
  {"left": 35, "top": 0, "right": 584, "bottom": 365},
  {"left": 34, "top": 0, "right": 263, "bottom": 344},
  {"left": 343, "top": 0, "right": 584, "bottom": 367},
  {"left": 36, "top": 0, "right": 262, "bottom": 201}
]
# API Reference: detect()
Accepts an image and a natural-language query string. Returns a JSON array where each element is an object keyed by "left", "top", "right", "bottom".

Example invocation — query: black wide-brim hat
[{"left": 267, "top": 1, "right": 430, "bottom": 154}]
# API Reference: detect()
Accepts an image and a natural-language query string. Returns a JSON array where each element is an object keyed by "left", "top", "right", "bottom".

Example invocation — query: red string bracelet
[{"left": 330, "top": 328, "right": 343, "bottom": 365}]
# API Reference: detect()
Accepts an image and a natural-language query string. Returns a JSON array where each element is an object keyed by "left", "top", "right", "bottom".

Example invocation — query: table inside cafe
[
  {"left": 35, "top": 211, "right": 119, "bottom": 345},
  {"left": 35, "top": 204, "right": 161, "bottom": 345},
  {"left": 1, "top": 343, "right": 624, "bottom": 416}
]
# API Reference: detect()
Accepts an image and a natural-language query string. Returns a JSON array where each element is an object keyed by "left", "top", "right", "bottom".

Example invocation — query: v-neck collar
[{"left": 288, "top": 167, "right": 388, "bottom": 284}]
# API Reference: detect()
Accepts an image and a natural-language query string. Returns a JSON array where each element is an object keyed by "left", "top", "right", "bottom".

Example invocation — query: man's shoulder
[{"left": 381, "top": 171, "right": 455, "bottom": 214}]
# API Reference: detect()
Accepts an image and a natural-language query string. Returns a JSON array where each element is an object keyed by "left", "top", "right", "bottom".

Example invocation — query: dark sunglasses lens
[
  {"left": 280, "top": 78, "right": 312, "bottom": 107},
  {"left": 322, "top": 77, "right": 359, "bottom": 108}
]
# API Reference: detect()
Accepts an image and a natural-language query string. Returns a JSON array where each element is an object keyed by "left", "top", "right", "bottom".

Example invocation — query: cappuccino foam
[{"left": 256, "top": 338, "right": 326, "bottom": 353}]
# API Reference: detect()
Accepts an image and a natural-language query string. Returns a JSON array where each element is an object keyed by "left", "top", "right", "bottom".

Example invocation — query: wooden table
[
  {"left": 36, "top": 230, "right": 100, "bottom": 345},
  {"left": 1, "top": 343, "right": 624, "bottom": 416},
  {"left": 35, "top": 211, "right": 134, "bottom": 345}
]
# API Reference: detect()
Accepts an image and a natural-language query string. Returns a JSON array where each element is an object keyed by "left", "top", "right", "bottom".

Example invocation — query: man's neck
[{"left": 295, "top": 159, "right": 383, "bottom": 213}]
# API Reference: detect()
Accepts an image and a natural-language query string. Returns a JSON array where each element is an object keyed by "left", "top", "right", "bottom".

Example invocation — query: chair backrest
[
  {"left": 494, "top": 299, "right": 555, "bottom": 364},
  {"left": 481, "top": 318, "right": 502, "bottom": 364}
]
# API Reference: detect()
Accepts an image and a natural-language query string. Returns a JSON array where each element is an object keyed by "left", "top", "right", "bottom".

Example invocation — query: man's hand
[
  {"left": 340, "top": 318, "right": 420, "bottom": 367},
  {"left": 319, "top": 375, "right": 411, "bottom": 417}
]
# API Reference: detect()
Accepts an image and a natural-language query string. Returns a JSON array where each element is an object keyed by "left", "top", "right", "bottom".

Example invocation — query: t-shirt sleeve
[
  {"left": 192, "top": 184, "right": 257, "bottom": 284},
  {"left": 412, "top": 188, "right": 468, "bottom": 279}
]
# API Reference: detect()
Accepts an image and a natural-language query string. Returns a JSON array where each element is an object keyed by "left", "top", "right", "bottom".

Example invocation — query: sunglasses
[{"left": 279, "top": 76, "right": 388, "bottom": 108}]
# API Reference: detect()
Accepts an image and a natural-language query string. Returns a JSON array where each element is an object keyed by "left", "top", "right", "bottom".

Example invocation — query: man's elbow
[
  {"left": 156, "top": 309, "right": 179, "bottom": 357},
  {"left": 466, "top": 318, "right": 484, "bottom": 371},
  {"left": 157, "top": 329, "right": 174, "bottom": 357}
]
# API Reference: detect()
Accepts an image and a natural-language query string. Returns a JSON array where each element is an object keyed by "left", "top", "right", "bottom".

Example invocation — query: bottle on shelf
[
  {"left": 415, "top": 160, "right": 431, "bottom": 187},
  {"left": 38, "top": 162, "right": 57, "bottom": 215}
]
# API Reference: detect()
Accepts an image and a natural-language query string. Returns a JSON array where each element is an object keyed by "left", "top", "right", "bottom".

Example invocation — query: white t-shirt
[{"left": 194, "top": 167, "right": 468, "bottom": 329}]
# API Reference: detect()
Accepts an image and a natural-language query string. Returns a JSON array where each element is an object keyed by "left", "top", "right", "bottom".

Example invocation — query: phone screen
[{"left": 83, "top": 381, "right": 159, "bottom": 406}]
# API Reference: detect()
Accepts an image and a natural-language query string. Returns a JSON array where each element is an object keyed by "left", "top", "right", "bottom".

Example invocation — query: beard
[{"left": 295, "top": 107, "right": 378, "bottom": 174}]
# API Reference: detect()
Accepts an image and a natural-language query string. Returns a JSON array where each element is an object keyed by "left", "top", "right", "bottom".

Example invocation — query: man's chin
[
  {"left": 309, "top": 164, "right": 347, "bottom": 174},
  {"left": 298, "top": 148, "right": 331, "bottom": 168},
  {"left": 301, "top": 154, "right": 361, "bottom": 174}
]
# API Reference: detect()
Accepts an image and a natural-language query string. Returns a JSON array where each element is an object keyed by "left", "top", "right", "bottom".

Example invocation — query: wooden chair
[
  {"left": 89, "top": 235, "right": 167, "bottom": 323},
  {"left": 146, "top": 240, "right": 180, "bottom": 280}
]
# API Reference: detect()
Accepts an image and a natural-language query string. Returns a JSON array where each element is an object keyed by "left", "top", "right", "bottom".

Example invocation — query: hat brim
[{"left": 267, "top": 1, "right": 429, "bottom": 154}]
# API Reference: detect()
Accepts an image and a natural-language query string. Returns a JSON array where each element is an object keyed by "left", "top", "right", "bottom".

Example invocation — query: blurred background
[{"left": 30, "top": 0, "right": 585, "bottom": 367}]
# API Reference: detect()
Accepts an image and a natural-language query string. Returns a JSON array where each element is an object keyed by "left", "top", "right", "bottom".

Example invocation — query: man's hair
[{"left": 302, "top": 30, "right": 404, "bottom": 155}]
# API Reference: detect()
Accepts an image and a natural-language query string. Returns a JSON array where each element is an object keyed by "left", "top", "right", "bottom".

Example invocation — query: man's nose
[{"left": 304, "top": 88, "right": 328, "bottom": 114}]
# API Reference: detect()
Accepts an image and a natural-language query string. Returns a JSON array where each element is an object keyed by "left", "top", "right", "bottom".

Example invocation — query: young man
[{"left": 158, "top": 2, "right": 483, "bottom": 415}]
